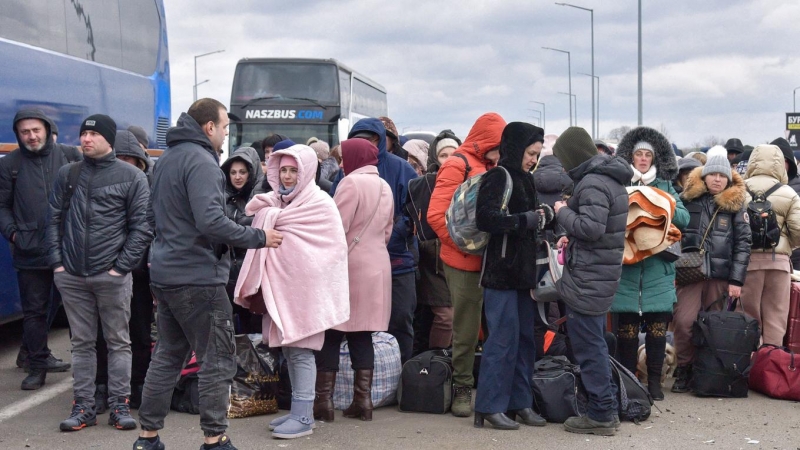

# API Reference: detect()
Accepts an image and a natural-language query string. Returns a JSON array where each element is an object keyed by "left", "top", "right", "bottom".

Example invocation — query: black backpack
[
  {"left": 397, "top": 349, "right": 453, "bottom": 414},
  {"left": 746, "top": 183, "right": 783, "bottom": 250},
  {"left": 609, "top": 356, "right": 653, "bottom": 423},
  {"left": 405, "top": 173, "right": 439, "bottom": 241},
  {"left": 531, "top": 356, "right": 587, "bottom": 423}
]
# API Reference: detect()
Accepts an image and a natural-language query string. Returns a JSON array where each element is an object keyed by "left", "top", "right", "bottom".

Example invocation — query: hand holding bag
[
  {"left": 748, "top": 344, "right": 800, "bottom": 401},
  {"left": 675, "top": 208, "right": 718, "bottom": 286}
]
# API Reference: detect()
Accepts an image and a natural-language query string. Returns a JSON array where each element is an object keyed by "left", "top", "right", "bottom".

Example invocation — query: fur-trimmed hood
[
  {"left": 681, "top": 166, "right": 746, "bottom": 213},
  {"left": 616, "top": 126, "right": 678, "bottom": 181}
]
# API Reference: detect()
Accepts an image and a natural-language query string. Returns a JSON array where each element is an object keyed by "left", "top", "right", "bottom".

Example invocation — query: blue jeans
[
  {"left": 138, "top": 285, "right": 236, "bottom": 437},
  {"left": 565, "top": 306, "right": 618, "bottom": 422},
  {"left": 475, "top": 289, "right": 536, "bottom": 414}
]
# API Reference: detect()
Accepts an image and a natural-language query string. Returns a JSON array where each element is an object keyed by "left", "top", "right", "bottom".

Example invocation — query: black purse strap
[{"left": 697, "top": 208, "right": 720, "bottom": 253}]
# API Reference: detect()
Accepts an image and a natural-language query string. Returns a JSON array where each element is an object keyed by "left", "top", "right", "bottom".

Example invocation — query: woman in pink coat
[{"left": 313, "top": 138, "right": 394, "bottom": 423}]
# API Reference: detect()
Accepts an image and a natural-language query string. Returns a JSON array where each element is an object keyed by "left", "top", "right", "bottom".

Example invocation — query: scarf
[{"left": 631, "top": 165, "right": 657, "bottom": 186}]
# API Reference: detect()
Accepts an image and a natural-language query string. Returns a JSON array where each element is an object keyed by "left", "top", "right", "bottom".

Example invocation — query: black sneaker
[
  {"left": 21, "top": 368, "right": 46, "bottom": 390},
  {"left": 95, "top": 384, "right": 109, "bottom": 414},
  {"left": 671, "top": 365, "right": 692, "bottom": 393},
  {"left": 60, "top": 400, "right": 97, "bottom": 432},
  {"left": 133, "top": 436, "right": 165, "bottom": 450},
  {"left": 109, "top": 397, "right": 138, "bottom": 430},
  {"left": 199, "top": 434, "right": 237, "bottom": 450},
  {"left": 23, "top": 353, "right": 71, "bottom": 373}
]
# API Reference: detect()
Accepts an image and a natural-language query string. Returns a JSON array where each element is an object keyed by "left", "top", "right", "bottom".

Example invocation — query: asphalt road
[{"left": 0, "top": 322, "right": 798, "bottom": 450}]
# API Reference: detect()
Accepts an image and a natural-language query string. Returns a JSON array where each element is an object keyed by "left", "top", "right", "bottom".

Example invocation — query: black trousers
[
  {"left": 314, "top": 330, "right": 374, "bottom": 372},
  {"left": 389, "top": 272, "right": 417, "bottom": 365},
  {"left": 97, "top": 271, "right": 153, "bottom": 386},
  {"left": 18, "top": 269, "right": 55, "bottom": 369}
]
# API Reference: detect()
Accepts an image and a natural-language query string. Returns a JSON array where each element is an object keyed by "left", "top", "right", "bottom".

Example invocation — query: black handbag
[
  {"left": 531, "top": 356, "right": 587, "bottom": 423},
  {"left": 675, "top": 208, "right": 718, "bottom": 286},
  {"left": 398, "top": 349, "right": 453, "bottom": 414}
]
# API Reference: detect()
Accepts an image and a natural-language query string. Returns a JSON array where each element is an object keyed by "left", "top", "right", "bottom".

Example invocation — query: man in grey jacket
[
  {"left": 47, "top": 114, "right": 152, "bottom": 432},
  {"left": 135, "top": 98, "right": 279, "bottom": 450}
]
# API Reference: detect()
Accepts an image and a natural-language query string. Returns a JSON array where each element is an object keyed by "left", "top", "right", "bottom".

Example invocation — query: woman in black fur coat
[{"left": 472, "top": 122, "right": 554, "bottom": 430}]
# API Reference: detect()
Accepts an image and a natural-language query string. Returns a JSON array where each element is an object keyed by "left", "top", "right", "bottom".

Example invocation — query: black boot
[
  {"left": 615, "top": 337, "right": 640, "bottom": 376},
  {"left": 645, "top": 335, "right": 666, "bottom": 401},
  {"left": 671, "top": 364, "right": 692, "bottom": 393}
]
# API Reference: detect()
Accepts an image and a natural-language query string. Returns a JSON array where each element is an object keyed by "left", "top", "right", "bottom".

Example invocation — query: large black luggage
[
  {"left": 397, "top": 349, "right": 453, "bottom": 414},
  {"left": 690, "top": 296, "right": 760, "bottom": 398},
  {"left": 531, "top": 356, "right": 586, "bottom": 423}
]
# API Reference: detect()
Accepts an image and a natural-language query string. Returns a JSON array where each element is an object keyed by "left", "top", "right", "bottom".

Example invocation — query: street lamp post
[
  {"left": 794, "top": 86, "right": 800, "bottom": 112},
  {"left": 194, "top": 49, "right": 225, "bottom": 102},
  {"left": 556, "top": 2, "right": 594, "bottom": 138},
  {"left": 558, "top": 92, "right": 577, "bottom": 125},
  {"left": 579, "top": 73, "right": 599, "bottom": 137},
  {"left": 638, "top": 0, "right": 643, "bottom": 125},
  {"left": 530, "top": 101, "right": 546, "bottom": 130},
  {"left": 527, "top": 109, "right": 543, "bottom": 127},
  {"left": 543, "top": 47, "right": 572, "bottom": 126}
]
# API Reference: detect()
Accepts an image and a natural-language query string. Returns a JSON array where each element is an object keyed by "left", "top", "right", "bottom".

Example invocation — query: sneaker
[
  {"left": 21, "top": 368, "right": 46, "bottom": 390},
  {"left": 451, "top": 385, "right": 472, "bottom": 417},
  {"left": 109, "top": 397, "right": 138, "bottom": 430},
  {"left": 133, "top": 436, "right": 165, "bottom": 450},
  {"left": 95, "top": 384, "right": 109, "bottom": 414},
  {"left": 23, "top": 353, "right": 71, "bottom": 373},
  {"left": 564, "top": 415, "right": 616, "bottom": 436},
  {"left": 671, "top": 365, "right": 692, "bottom": 394},
  {"left": 199, "top": 434, "right": 237, "bottom": 449},
  {"left": 59, "top": 400, "right": 97, "bottom": 432}
]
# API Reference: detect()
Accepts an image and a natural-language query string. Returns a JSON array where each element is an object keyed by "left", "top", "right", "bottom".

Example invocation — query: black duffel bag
[
  {"left": 397, "top": 349, "right": 453, "bottom": 414},
  {"left": 531, "top": 356, "right": 587, "bottom": 423},
  {"left": 691, "top": 296, "right": 760, "bottom": 398}
]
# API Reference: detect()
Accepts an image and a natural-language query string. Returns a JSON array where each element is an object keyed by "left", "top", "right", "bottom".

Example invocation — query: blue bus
[
  {"left": 228, "top": 58, "right": 387, "bottom": 151},
  {"left": 0, "top": 0, "right": 171, "bottom": 323}
]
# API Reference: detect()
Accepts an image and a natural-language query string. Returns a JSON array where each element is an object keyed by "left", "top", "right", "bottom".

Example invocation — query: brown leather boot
[
  {"left": 343, "top": 369, "right": 373, "bottom": 421},
  {"left": 313, "top": 371, "right": 337, "bottom": 422}
]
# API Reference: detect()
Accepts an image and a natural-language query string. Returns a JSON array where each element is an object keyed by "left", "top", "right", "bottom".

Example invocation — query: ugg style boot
[
  {"left": 313, "top": 371, "right": 337, "bottom": 422},
  {"left": 645, "top": 335, "right": 667, "bottom": 400},
  {"left": 272, "top": 399, "right": 314, "bottom": 439},
  {"left": 343, "top": 369, "right": 373, "bottom": 421}
]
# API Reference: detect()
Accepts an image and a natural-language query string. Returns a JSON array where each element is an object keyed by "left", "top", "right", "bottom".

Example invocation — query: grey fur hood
[{"left": 615, "top": 126, "right": 677, "bottom": 181}]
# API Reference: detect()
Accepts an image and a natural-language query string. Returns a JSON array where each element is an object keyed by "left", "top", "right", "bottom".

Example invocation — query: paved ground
[{"left": 0, "top": 322, "right": 798, "bottom": 450}]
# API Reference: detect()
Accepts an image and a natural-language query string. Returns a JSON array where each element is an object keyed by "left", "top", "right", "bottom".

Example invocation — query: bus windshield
[
  {"left": 232, "top": 63, "right": 339, "bottom": 104},
  {"left": 232, "top": 123, "right": 337, "bottom": 151}
]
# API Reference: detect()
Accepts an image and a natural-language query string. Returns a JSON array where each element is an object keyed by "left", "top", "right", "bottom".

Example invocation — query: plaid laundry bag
[{"left": 333, "top": 332, "right": 401, "bottom": 409}]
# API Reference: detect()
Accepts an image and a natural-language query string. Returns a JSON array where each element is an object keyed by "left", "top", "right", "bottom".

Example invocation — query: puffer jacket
[
  {"left": 744, "top": 144, "right": 800, "bottom": 257},
  {"left": 533, "top": 155, "right": 572, "bottom": 208},
  {"left": 115, "top": 130, "right": 154, "bottom": 273},
  {"left": 556, "top": 155, "right": 633, "bottom": 315},
  {"left": 0, "top": 109, "right": 82, "bottom": 269},
  {"left": 476, "top": 122, "right": 544, "bottom": 290},
  {"left": 46, "top": 151, "right": 152, "bottom": 276},
  {"left": 428, "top": 113, "right": 506, "bottom": 272},
  {"left": 680, "top": 167, "right": 751, "bottom": 285}
]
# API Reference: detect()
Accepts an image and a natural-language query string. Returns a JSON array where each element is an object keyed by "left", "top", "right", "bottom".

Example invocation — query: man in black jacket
[
  {"left": 135, "top": 98, "right": 277, "bottom": 450},
  {"left": 47, "top": 114, "right": 152, "bottom": 432},
  {"left": 0, "top": 109, "right": 80, "bottom": 390},
  {"left": 553, "top": 127, "right": 632, "bottom": 436}
]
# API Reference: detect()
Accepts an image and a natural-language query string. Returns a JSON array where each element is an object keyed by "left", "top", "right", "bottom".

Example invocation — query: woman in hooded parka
[
  {"left": 473, "top": 122, "right": 553, "bottom": 430},
  {"left": 234, "top": 145, "right": 350, "bottom": 440},
  {"left": 221, "top": 146, "right": 265, "bottom": 334},
  {"left": 612, "top": 127, "right": 689, "bottom": 401}
]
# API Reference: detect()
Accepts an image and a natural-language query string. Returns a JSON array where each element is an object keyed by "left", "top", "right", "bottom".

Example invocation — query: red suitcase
[{"left": 784, "top": 282, "right": 800, "bottom": 353}]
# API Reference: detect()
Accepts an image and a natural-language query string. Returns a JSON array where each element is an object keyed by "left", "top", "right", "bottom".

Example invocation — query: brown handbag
[{"left": 675, "top": 208, "right": 718, "bottom": 287}]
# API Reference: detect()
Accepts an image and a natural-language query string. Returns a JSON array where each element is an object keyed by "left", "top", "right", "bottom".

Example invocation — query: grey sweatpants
[{"left": 55, "top": 271, "right": 132, "bottom": 404}]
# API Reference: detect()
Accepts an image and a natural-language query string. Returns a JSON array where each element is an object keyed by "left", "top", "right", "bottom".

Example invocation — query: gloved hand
[
  {"left": 539, "top": 204, "right": 555, "bottom": 225},
  {"left": 523, "top": 210, "right": 541, "bottom": 230}
]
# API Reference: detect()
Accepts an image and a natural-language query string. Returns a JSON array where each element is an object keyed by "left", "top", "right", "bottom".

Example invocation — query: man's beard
[{"left": 23, "top": 141, "right": 45, "bottom": 153}]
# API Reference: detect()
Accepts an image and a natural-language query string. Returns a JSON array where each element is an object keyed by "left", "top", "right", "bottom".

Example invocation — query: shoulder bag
[{"left": 675, "top": 208, "right": 718, "bottom": 286}]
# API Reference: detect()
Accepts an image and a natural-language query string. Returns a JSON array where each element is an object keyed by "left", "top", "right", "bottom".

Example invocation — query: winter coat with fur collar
[{"left": 680, "top": 168, "right": 751, "bottom": 285}]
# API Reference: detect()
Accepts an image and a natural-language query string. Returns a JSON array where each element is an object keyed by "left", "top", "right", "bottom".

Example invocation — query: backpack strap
[{"left": 452, "top": 153, "right": 472, "bottom": 183}]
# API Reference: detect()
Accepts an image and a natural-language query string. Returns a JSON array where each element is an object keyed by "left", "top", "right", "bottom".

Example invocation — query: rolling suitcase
[{"left": 784, "top": 282, "right": 800, "bottom": 353}]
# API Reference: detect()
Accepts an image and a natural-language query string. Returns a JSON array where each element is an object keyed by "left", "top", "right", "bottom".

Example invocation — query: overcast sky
[{"left": 164, "top": 0, "right": 800, "bottom": 149}]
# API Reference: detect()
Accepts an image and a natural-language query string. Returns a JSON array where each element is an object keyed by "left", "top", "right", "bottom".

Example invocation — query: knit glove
[{"left": 539, "top": 204, "right": 555, "bottom": 226}]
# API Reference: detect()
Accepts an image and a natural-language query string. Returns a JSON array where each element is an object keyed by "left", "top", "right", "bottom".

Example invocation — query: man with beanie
[
  {"left": 552, "top": 126, "right": 632, "bottom": 436},
  {"left": 46, "top": 114, "right": 152, "bottom": 432},
  {"left": 128, "top": 125, "right": 151, "bottom": 149},
  {"left": 0, "top": 109, "right": 80, "bottom": 391},
  {"left": 136, "top": 99, "right": 274, "bottom": 450},
  {"left": 724, "top": 138, "right": 744, "bottom": 165}
]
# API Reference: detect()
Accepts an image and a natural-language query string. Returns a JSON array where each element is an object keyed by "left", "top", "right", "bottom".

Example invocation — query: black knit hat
[
  {"left": 553, "top": 127, "right": 597, "bottom": 172},
  {"left": 724, "top": 138, "right": 744, "bottom": 155},
  {"left": 80, "top": 114, "right": 117, "bottom": 147},
  {"left": 770, "top": 137, "right": 798, "bottom": 179}
]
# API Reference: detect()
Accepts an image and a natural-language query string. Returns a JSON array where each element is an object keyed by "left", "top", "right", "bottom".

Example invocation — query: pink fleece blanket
[{"left": 234, "top": 145, "right": 350, "bottom": 349}]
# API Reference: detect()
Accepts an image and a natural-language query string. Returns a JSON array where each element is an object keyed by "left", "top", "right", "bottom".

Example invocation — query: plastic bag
[{"left": 228, "top": 335, "right": 280, "bottom": 418}]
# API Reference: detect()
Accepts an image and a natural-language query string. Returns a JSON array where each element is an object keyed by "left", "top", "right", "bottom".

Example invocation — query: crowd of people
[{"left": 1, "top": 99, "right": 799, "bottom": 449}]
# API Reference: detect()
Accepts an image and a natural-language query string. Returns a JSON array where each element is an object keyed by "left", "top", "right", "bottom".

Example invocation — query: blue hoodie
[{"left": 331, "top": 118, "right": 418, "bottom": 275}]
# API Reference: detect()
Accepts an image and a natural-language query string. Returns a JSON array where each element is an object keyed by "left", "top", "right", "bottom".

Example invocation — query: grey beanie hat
[
  {"left": 553, "top": 127, "right": 597, "bottom": 172},
  {"left": 702, "top": 154, "right": 732, "bottom": 182}
]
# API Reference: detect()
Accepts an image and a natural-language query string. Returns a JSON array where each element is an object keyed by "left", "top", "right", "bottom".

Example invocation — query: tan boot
[
  {"left": 313, "top": 371, "right": 337, "bottom": 422},
  {"left": 343, "top": 369, "right": 373, "bottom": 421}
]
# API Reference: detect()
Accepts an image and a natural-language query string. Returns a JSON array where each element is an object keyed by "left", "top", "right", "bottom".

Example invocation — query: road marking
[{"left": 0, "top": 376, "right": 73, "bottom": 423}]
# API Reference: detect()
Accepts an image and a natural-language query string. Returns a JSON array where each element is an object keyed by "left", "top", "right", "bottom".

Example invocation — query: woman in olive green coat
[{"left": 611, "top": 127, "right": 689, "bottom": 401}]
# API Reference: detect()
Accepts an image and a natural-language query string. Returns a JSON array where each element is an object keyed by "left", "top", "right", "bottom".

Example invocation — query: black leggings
[{"left": 314, "top": 330, "right": 374, "bottom": 372}]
